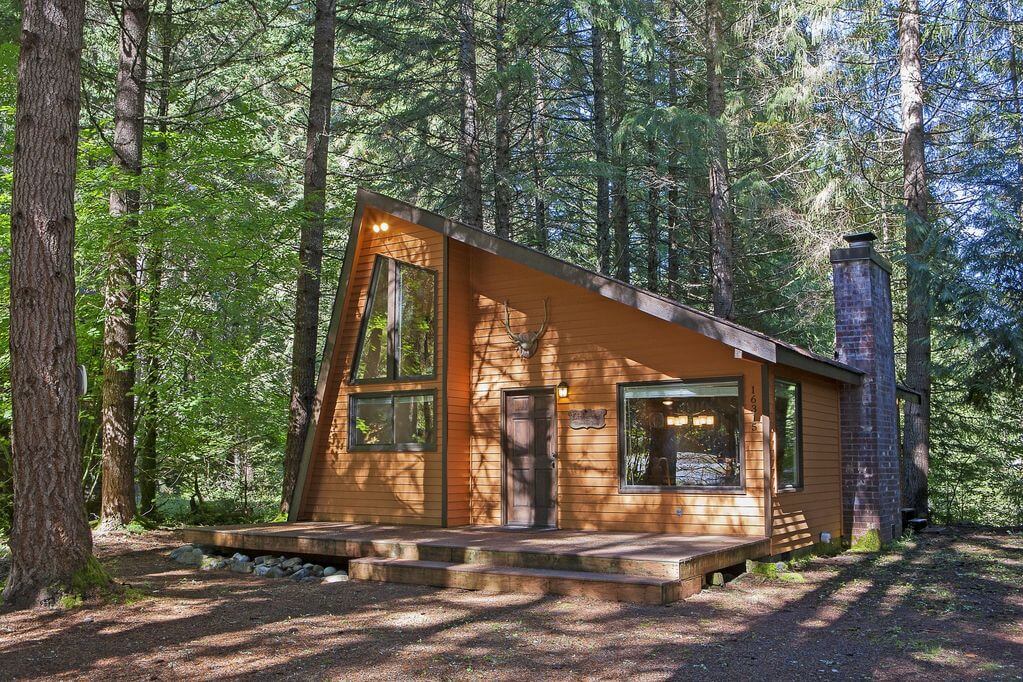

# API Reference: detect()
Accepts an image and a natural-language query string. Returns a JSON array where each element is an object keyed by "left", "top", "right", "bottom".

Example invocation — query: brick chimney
[{"left": 831, "top": 232, "right": 902, "bottom": 544}]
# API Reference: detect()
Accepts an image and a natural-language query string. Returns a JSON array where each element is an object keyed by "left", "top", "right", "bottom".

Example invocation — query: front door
[{"left": 503, "top": 389, "right": 558, "bottom": 527}]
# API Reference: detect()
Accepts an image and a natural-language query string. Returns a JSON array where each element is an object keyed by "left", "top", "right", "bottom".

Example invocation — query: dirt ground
[{"left": 1, "top": 527, "right": 1021, "bottom": 681}]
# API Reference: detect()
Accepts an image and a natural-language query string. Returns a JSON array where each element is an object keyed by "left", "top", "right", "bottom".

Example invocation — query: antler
[
  {"left": 535, "top": 298, "right": 550, "bottom": 339},
  {"left": 502, "top": 300, "right": 517, "bottom": 341}
]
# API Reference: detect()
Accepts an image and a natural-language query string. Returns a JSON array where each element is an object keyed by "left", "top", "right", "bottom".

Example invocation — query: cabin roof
[{"left": 353, "top": 188, "right": 864, "bottom": 386}]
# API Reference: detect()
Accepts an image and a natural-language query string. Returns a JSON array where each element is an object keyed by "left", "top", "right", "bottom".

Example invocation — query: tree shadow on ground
[{"left": 1, "top": 529, "right": 1020, "bottom": 680}]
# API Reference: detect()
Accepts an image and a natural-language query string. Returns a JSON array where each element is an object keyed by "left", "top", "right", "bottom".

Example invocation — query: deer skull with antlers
[{"left": 502, "top": 298, "right": 549, "bottom": 359}]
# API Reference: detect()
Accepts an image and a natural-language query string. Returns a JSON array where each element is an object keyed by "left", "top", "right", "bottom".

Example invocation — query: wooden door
[{"left": 503, "top": 389, "right": 557, "bottom": 527}]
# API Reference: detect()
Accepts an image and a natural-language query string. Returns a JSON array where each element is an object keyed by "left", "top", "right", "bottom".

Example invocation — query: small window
[
  {"left": 350, "top": 391, "right": 436, "bottom": 451},
  {"left": 353, "top": 257, "right": 436, "bottom": 382},
  {"left": 775, "top": 379, "right": 802, "bottom": 490},
  {"left": 619, "top": 380, "right": 743, "bottom": 490}
]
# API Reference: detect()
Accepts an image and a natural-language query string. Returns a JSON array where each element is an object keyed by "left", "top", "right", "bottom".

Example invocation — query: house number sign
[{"left": 568, "top": 409, "right": 606, "bottom": 430}]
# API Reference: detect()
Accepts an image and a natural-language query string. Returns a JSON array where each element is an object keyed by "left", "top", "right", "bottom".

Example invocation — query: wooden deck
[{"left": 179, "top": 522, "right": 771, "bottom": 604}]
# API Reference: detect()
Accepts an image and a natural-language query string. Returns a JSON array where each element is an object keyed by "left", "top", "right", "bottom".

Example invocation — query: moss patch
[
  {"left": 71, "top": 555, "right": 113, "bottom": 594},
  {"left": 849, "top": 529, "right": 883, "bottom": 553},
  {"left": 57, "top": 593, "right": 84, "bottom": 609}
]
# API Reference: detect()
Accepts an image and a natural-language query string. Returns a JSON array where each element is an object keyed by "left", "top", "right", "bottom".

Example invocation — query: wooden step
[{"left": 348, "top": 557, "right": 703, "bottom": 605}]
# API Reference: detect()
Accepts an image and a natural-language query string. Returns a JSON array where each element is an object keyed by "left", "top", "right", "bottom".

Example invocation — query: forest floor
[{"left": 0, "top": 527, "right": 1021, "bottom": 680}]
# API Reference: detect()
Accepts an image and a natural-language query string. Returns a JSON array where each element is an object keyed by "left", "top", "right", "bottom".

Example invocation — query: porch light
[{"left": 556, "top": 381, "right": 569, "bottom": 399}]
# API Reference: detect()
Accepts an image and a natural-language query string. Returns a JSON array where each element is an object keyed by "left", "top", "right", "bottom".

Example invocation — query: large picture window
[
  {"left": 350, "top": 391, "right": 436, "bottom": 451},
  {"left": 774, "top": 379, "right": 802, "bottom": 490},
  {"left": 619, "top": 380, "right": 743, "bottom": 490},
  {"left": 353, "top": 256, "right": 436, "bottom": 382}
]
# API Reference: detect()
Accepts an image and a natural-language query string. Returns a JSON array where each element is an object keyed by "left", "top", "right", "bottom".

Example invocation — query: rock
[
  {"left": 302, "top": 563, "right": 314, "bottom": 569},
  {"left": 169, "top": 545, "right": 193, "bottom": 560},
  {"left": 311, "top": 566, "right": 324, "bottom": 577},
  {"left": 200, "top": 556, "right": 222, "bottom": 571},
  {"left": 231, "top": 561, "right": 254, "bottom": 574},
  {"left": 710, "top": 572, "right": 725, "bottom": 587},
  {"left": 264, "top": 557, "right": 281, "bottom": 567},
  {"left": 322, "top": 566, "right": 337, "bottom": 577},
  {"left": 290, "top": 568, "right": 312, "bottom": 580},
  {"left": 178, "top": 549, "right": 204, "bottom": 566},
  {"left": 322, "top": 573, "right": 349, "bottom": 583},
  {"left": 281, "top": 557, "right": 302, "bottom": 569},
  {"left": 231, "top": 553, "right": 251, "bottom": 564},
  {"left": 254, "top": 555, "right": 273, "bottom": 566},
  {"left": 258, "top": 563, "right": 289, "bottom": 579}
]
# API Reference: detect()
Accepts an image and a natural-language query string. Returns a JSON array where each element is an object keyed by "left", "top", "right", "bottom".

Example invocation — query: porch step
[{"left": 348, "top": 557, "right": 702, "bottom": 605}]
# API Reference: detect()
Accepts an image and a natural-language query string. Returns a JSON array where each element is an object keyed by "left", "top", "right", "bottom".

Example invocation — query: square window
[
  {"left": 350, "top": 392, "right": 436, "bottom": 451},
  {"left": 620, "top": 380, "right": 743, "bottom": 490}
]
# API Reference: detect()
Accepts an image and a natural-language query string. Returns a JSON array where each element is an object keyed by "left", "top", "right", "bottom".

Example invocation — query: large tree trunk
[
  {"left": 666, "top": 0, "right": 681, "bottom": 299},
  {"left": 609, "top": 30, "right": 629, "bottom": 282},
  {"left": 530, "top": 45, "right": 548, "bottom": 252},
  {"left": 1009, "top": 6, "right": 1022, "bottom": 220},
  {"left": 706, "top": 0, "right": 734, "bottom": 320},
  {"left": 100, "top": 0, "right": 148, "bottom": 530},
  {"left": 645, "top": 58, "right": 659, "bottom": 291},
  {"left": 493, "top": 0, "right": 511, "bottom": 238},
  {"left": 281, "top": 0, "right": 336, "bottom": 517},
  {"left": 899, "top": 0, "right": 930, "bottom": 517},
  {"left": 4, "top": 0, "right": 95, "bottom": 608},
  {"left": 458, "top": 0, "right": 483, "bottom": 227},
  {"left": 138, "top": 0, "right": 173, "bottom": 514},
  {"left": 591, "top": 22, "right": 611, "bottom": 274}
]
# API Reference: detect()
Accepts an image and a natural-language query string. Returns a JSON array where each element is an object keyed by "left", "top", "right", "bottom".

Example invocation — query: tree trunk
[
  {"left": 609, "top": 30, "right": 629, "bottom": 282},
  {"left": 458, "top": 0, "right": 483, "bottom": 227},
  {"left": 281, "top": 0, "right": 336, "bottom": 517},
  {"left": 1008, "top": 6, "right": 1022, "bottom": 220},
  {"left": 138, "top": 0, "right": 172, "bottom": 514},
  {"left": 591, "top": 21, "right": 611, "bottom": 274},
  {"left": 899, "top": 0, "right": 930, "bottom": 517},
  {"left": 706, "top": 0, "right": 734, "bottom": 320},
  {"left": 100, "top": 0, "right": 148, "bottom": 530},
  {"left": 530, "top": 45, "right": 548, "bottom": 252},
  {"left": 4, "top": 0, "right": 95, "bottom": 608},
  {"left": 493, "top": 0, "right": 511, "bottom": 238},
  {"left": 645, "top": 58, "right": 659, "bottom": 291},
  {"left": 666, "top": 1, "right": 680, "bottom": 299}
]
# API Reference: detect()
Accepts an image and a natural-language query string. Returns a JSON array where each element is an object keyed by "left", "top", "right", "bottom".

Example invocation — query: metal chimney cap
[{"left": 843, "top": 231, "right": 877, "bottom": 245}]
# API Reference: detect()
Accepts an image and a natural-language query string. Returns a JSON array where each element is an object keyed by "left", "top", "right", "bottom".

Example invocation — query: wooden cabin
[{"left": 286, "top": 190, "right": 909, "bottom": 559}]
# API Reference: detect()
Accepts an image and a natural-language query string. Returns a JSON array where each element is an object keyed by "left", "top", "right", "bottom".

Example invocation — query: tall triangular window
[{"left": 353, "top": 256, "right": 436, "bottom": 382}]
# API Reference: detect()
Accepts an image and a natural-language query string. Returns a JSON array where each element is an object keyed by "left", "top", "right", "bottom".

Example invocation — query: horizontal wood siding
[
  {"left": 300, "top": 208, "right": 445, "bottom": 526},
  {"left": 770, "top": 367, "right": 844, "bottom": 553},
  {"left": 467, "top": 250, "right": 767, "bottom": 535}
]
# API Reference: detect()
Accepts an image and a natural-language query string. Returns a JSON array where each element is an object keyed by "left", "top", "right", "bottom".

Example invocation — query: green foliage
[{"left": 849, "top": 530, "right": 883, "bottom": 554}]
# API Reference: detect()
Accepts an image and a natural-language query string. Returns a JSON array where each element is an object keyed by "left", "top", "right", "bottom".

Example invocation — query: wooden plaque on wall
[{"left": 568, "top": 408, "right": 606, "bottom": 430}]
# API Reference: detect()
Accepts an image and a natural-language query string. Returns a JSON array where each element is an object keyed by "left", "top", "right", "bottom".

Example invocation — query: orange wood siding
[
  {"left": 466, "top": 250, "right": 768, "bottom": 536},
  {"left": 299, "top": 208, "right": 445, "bottom": 525},
  {"left": 445, "top": 239, "right": 473, "bottom": 526},
  {"left": 769, "top": 367, "right": 844, "bottom": 553}
]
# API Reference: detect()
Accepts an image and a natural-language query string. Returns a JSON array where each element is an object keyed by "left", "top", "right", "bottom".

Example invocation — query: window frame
[
  {"left": 348, "top": 389, "right": 438, "bottom": 452},
  {"left": 617, "top": 377, "right": 746, "bottom": 494},
  {"left": 350, "top": 256, "right": 438, "bottom": 384},
  {"left": 774, "top": 378, "right": 804, "bottom": 492}
]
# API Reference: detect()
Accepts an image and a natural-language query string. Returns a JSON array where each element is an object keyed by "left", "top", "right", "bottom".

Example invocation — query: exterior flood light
[
  {"left": 371, "top": 221, "right": 390, "bottom": 233},
  {"left": 556, "top": 381, "right": 569, "bottom": 400}
]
